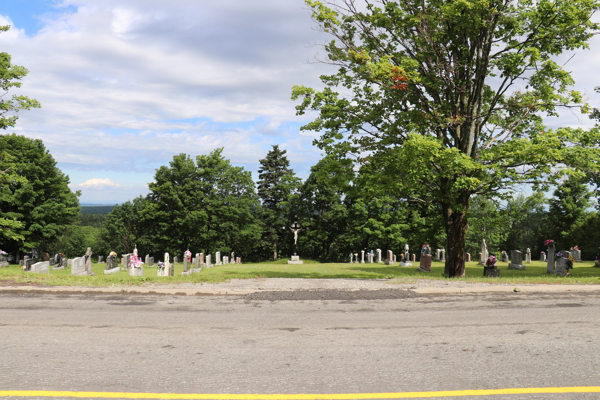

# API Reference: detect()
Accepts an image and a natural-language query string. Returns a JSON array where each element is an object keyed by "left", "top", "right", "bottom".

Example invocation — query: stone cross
[{"left": 290, "top": 221, "right": 302, "bottom": 246}]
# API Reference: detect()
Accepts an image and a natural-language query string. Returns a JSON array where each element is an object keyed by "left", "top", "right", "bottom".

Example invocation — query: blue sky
[
  {"left": 1, "top": 1, "right": 599, "bottom": 204},
  {"left": 1, "top": 0, "right": 336, "bottom": 203}
]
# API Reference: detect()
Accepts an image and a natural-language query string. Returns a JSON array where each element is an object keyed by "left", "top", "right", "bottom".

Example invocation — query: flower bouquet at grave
[
  {"left": 128, "top": 254, "right": 143, "bottom": 269},
  {"left": 157, "top": 261, "right": 165, "bottom": 272},
  {"left": 0, "top": 250, "right": 7, "bottom": 255},
  {"left": 485, "top": 255, "right": 497, "bottom": 268},
  {"left": 571, "top": 245, "right": 580, "bottom": 250},
  {"left": 555, "top": 251, "right": 564, "bottom": 258},
  {"left": 544, "top": 239, "right": 555, "bottom": 247},
  {"left": 184, "top": 250, "right": 192, "bottom": 262},
  {"left": 109, "top": 251, "right": 117, "bottom": 257}
]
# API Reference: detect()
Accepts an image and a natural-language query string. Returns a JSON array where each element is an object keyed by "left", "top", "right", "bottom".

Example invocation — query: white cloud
[{"left": 75, "top": 178, "right": 121, "bottom": 188}]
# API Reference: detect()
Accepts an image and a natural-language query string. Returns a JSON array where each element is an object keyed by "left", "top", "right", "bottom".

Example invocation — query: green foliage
[
  {"left": 293, "top": 0, "right": 600, "bottom": 277},
  {"left": 0, "top": 26, "right": 41, "bottom": 131},
  {"left": 257, "top": 145, "right": 301, "bottom": 259},
  {"left": 549, "top": 174, "right": 591, "bottom": 245},
  {"left": 0, "top": 134, "right": 80, "bottom": 255},
  {"left": 145, "top": 149, "right": 262, "bottom": 259},
  {"left": 79, "top": 213, "right": 106, "bottom": 228},
  {"left": 80, "top": 205, "right": 115, "bottom": 215}
]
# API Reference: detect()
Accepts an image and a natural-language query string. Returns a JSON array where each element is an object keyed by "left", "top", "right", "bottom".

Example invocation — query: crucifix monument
[{"left": 287, "top": 220, "right": 304, "bottom": 264}]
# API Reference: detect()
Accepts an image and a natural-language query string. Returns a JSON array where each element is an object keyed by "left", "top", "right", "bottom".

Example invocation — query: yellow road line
[{"left": 2, "top": 387, "right": 600, "bottom": 399}]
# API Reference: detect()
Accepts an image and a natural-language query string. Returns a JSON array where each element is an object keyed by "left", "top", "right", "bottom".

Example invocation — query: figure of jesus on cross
[{"left": 289, "top": 220, "right": 302, "bottom": 255}]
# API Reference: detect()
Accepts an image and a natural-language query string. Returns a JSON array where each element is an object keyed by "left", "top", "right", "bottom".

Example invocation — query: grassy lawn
[{"left": 1, "top": 259, "right": 599, "bottom": 287}]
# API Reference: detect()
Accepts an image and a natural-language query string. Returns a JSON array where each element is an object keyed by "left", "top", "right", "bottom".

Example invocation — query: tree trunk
[{"left": 442, "top": 196, "right": 469, "bottom": 278}]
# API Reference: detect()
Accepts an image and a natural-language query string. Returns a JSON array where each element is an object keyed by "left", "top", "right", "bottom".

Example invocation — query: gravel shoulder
[{"left": 0, "top": 277, "right": 599, "bottom": 298}]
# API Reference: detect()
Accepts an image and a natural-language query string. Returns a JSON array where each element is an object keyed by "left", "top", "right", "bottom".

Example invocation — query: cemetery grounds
[{"left": 1, "top": 259, "right": 600, "bottom": 287}]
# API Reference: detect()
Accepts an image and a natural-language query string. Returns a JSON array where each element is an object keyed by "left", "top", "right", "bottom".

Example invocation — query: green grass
[{"left": 1, "top": 260, "right": 599, "bottom": 287}]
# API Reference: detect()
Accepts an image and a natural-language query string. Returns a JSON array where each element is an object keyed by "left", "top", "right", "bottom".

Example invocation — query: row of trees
[{"left": 90, "top": 145, "right": 599, "bottom": 263}]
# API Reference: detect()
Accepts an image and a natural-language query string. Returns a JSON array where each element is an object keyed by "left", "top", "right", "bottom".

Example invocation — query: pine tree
[{"left": 257, "top": 145, "right": 301, "bottom": 260}]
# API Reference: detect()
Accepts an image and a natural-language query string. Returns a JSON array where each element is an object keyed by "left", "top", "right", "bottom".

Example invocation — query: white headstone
[
  {"left": 216, "top": 251, "right": 221, "bottom": 265},
  {"left": 71, "top": 257, "right": 88, "bottom": 275},
  {"left": 376, "top": 249, "right": 382, "bottom": 263},
  {"left": 30, "top": 261, "right": 49, "bottom": 274},
  {"left": 361, "top": 250, "right": 365, "bottom": 264}
]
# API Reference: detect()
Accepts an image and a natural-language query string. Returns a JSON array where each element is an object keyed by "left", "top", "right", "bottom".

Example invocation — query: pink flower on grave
[
  {"left": 0, "top": 250, "right": 7, "bottom": 255},
  {"left": 544, "top": 239, "right": 554, "bottom": 246},
  {"left": 129, "top": 254, "right": 143, "bottom": 268}
]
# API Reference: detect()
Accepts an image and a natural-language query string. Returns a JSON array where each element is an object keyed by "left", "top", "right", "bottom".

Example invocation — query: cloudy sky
[{"left": 1, "top": 0, "right": 599, "bottom": 204}]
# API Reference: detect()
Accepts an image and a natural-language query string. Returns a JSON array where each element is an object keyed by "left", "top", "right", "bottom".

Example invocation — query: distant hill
[{"left": 80, "top": 205, "right": 116, "bottom": 215}]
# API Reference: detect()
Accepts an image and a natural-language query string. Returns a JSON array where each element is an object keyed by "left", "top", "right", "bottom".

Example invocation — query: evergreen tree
[
  {"left": 0, "top": 134, "right": 80, "bottom": 256},
  {"left": 549, "top": 174, "right": 591, "bottom": 246},
  {"left": 257, "top": 145, "right": 301, "bottom": 259}
]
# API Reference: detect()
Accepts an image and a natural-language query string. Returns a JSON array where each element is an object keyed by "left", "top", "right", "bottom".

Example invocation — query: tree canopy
[{"left": 293, "top": 0, "right": 600, "bottom": 276}]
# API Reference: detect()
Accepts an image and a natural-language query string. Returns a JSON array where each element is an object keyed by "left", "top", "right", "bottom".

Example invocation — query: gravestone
[
  {"left": 223, "top": 256, "right": 229, "bottom": 265},
  {"left": 121, "top": 254, "right": 131, "bottom": 271},
  {"left": 540, "top": 252, "right": 547, "bottom": 262},
  {"left": 411, "top": 254, "right": 416, "bottom": 262},
  {"left": 400, "top": 244, "right": 412, "bottom": 267},
  {"left": 440, "top": 249, "right": 445, "bottom": 262},
  {"left": 376, "top": 249, "right": 382, "bottom": 263},
  {"left": 23, "top": 258, "right": 35, "bottom": 271},
  {"left": 465, "top": 253, "right": 471, "bottom": 262},
  {"left": 501, "top": 251, "right": 508, "bottom": 262},
  {"left": 555, "top": 257, "right": 570, "bottom": 276},
  {"left": 236, "top": 257, "right": 241, "bottom": 264},
  {"left": 231, "top": 252, "right": 235, "bottom": 264},
  {"left": 385, "top": 250, "right": 395, "bottom": 265},
  {"left": 435, "top": 249, "right": 441, "bottom": 262},
  {"left": 508, "top": 250, "right": 525, "bottom": 270},
  {"left": 30, "top": 261, "right": 49, "bottom": 274},
  {"left": 129, "top": 264, "right": 143, "bottom": 276},
  {"left": 61, "top": 258, "right": 68, "bottom": 268},
  {"left": 98, "top": 256, "right": 103, "bottom": 263},
  {"left": 145, "top": 254, "right": 150, "bottom": 266},
  {"left": 361, "top": 250, "right": 365, "bottom": 264},
  {"left": 547, "top": 243, "right": 556, "bottom": 273},
  {"left": 84, "top": 247, "right": 93, "bottom": 275},
  {"left": 562, "top": 250, "right": 572, "bottom": 260},
  {"left": 199, "top": 253, "right": 204, "bottom": 265},
  {"left": 20, "top": 256, "right": 30, "bottom": 267},
  {"left": 158, "top": 253, "right": 169, "bottom": 277},
  {"left": 0, "top": 253, "right": 8, "bottom": 268},
  {"left": 206, "top": 254, "right": 212, "bottom": 268},
  {"left": 71, "top": 256, "right": 89, "bottom": 275},
  {"left": 483, "top": 255, "right": 500, "bottom": 277},
  {"left": 173, "top": 256, "right": 178, "bottom": 265},
  {"left": 216, "top": 252, "right": 221, "bottom": 266},
  {"left": 368, "top": 253, "right": 374, "bottom": 263},
  {"left": 104, "top": 255, "right": 119, "bottom": 274},
  {"left": 149, "top": 257, "right": 154, "bottom": 266},
  {"left": 572, "top": 249, "right": 581, "bottom": 262},
  {"left": 349, "top": 253, "right": 354, "bottom": 263},
  {"left": 393, "top": 254, "right": 397, "bottom": 263},
  {"left": 419, "top": 253, "right": 432, "bottom": 272},
  {"left": 184, "top": 258, "right": 189, "bottom": 272},
  {"left": 43, "top": 253, "right": 50, "bottom": 262}
]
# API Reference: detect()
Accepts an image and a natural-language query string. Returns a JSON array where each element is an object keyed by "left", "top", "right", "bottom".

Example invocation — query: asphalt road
[{"left": 1, "top": 288, "right": 600, "bottom": 399}]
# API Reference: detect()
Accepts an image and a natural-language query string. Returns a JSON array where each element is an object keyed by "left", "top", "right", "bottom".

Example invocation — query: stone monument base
[
  {"left": 52, "top": 266, "right": 65, "bottom": 270},
  {"left": 104, "top": 267, "right": 120, "bottom": 275},
  {"left": 0, "top": 261, "right": 9, "bottom": 268},
  {"left": 288, "top": 255, "right": 304, "bottom": 264},
  {"left": 508, "top": 263, "right": 525, "bottom": 270},
  {"left": 483, "top": 267, "right": 500, "bottom": 277},
  {"left": 400, "top": 261, "right": 412, "bottom": 267}
]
